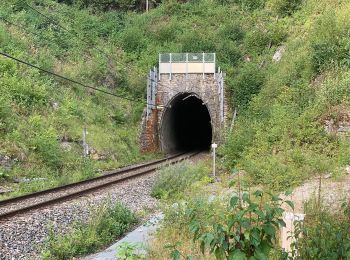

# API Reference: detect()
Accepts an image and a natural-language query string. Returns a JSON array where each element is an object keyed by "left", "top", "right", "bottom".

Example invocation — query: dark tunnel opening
[{"left": 161, "top": 93, "right": 212, "bottom": 153}]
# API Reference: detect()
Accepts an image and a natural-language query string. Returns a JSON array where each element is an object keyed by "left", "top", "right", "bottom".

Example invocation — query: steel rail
[{"left": 0, "top": 152, "right": 197, "bottom": 220}]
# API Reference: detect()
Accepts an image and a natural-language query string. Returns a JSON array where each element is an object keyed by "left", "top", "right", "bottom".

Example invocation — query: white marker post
[{"left": 211, "top": 143, "right": 217, "bottom": 176}]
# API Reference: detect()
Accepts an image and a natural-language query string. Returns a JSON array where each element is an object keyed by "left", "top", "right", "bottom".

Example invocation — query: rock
[
  {"left": 0, "top": 155, "right": 12, "bottom": 167},
  {"left": 323, "top": 106, "right": 350, "bottom": 135},
  {"left": 89, "top": 147, "right": 97, "bottom": 155},
  {"left": 345, "top": 165, "right": 350, "bottom": 175},
  {"left": 324, "top": 173, "right": 332, "bottom": 179},
  {"left": 0, "top": 187, "right": 14, "bottom": 194},
  {"left": 13, "top": 177, "right": 47, "bottom": 183},
  {"left": 272, "top": 46, "right": 286, "bottom": 62},
  {"left": 60, "top": 141, "right": 72, "bottom": 151},
  {"left": 50, "top": 101, "right": 59, "bottom": 110}
]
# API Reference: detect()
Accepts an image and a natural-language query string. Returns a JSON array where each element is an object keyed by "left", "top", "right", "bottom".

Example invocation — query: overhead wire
[
  {"left": 0, "top": 13, "right": 147, "bottom": 105},
  {"left": 22, "top": 0, "right": 112, "bottom": 60},
  {"left": 21, "top": 1, "right": 148, "bottom": 102},
  {"left": 0, "top": 51, "right": 161, "bottom": 107}
]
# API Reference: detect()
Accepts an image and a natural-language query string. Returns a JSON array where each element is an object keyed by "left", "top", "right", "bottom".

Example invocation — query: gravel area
[{"left": 0, "top": 173, "right": 158, "bottom": 259}]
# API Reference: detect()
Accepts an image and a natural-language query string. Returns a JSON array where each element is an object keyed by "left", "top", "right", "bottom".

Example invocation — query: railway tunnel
[
  {"left": 160, "top": 93, "right": 212, "bottom": 152},
  {"left": 140, "top": 53, "right": 225, "bottom": 153}
]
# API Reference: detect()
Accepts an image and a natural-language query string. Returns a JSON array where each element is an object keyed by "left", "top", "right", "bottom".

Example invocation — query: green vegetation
[
  {"left": 2, "top": 0, "right": 348, "bottom": 195},
  {"left": 0, "top": 0, "right": 159, "bottom": 199},
  {"left": 151, "top": 160, "right": 212, "bottom": 200},
  {"left": 2, "top": 0, "right": 350, "bottom": 257},
  {"left": 42, "top": 201, "right": 137, "bottom": 259},
  {"left": 290, "top": 200, "right": 350, "bottom": 259},
  {"left": 185, "top": 190, "right": 293, "bottom": 259},
  {"left": 149, "top": 164, "right": 291, "bottom": 259}
]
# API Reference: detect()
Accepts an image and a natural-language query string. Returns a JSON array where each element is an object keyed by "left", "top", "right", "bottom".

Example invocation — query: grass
[
  {"left": 42, "top": 201, "right": 137, "bottom": 259},
  {"left": 151, "top": 160, "right": 212, "bottom": 200}
]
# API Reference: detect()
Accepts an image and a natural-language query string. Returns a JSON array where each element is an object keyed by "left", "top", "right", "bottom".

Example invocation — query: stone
[
  {"left": 345, "top": 165, "right": 350, "bottom": 175},
  {"left": 60, "top": 142, "right": 72, "bottom": 151},
  {"left": 0, "top": 187, "right": 14, "bottom": 194},
  {"left": 50, "top": 101, "right": 59, "bottom": 110},
  {"left": 272, "top": 46, "right": 286, "bottom": 62},
  {"left": 140, "top": 73, "right": 226, "bottom": 152}
]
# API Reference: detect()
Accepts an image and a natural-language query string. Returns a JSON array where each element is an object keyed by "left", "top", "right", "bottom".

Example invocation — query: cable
[
  {"left": 0, "top": 51, "right": 153, "bottom": 105},
  {"left": 0, "top": 16, "right": 153, "bottom": 107},
  {"left": 20, "top": 1, "right": 151, "bottom": 101},
  {"left": 22, "top": 1, "right": 112, "bottom": 60}
]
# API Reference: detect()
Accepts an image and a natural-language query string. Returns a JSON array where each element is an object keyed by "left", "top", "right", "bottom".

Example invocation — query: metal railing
[
  {"left": 159, "top": 53, "right": 216, "bottom": 79},
  {"left": 159, "top": 53, "right": 215, "bottom": 63}
]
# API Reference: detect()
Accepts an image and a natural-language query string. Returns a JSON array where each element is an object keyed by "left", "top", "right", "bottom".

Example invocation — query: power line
[
  {"left": 22, "top": 1, "right": 112, "bottom": 60},
  {"left": 0, "top": 51, "right": 151, "bottom": 105},
  {"left": 20, "top": 1, "right": 147, "bottom": 102}
]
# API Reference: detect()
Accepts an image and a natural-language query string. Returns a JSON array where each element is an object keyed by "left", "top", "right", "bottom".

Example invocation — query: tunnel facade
[{"left": 140, "top": 72, "right": 226, "bottom": 153}]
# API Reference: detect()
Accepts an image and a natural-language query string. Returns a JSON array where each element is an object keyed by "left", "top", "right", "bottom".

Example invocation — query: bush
[
  {"left": 290, "top": 202, "right": 350, "bottom": 259},
  {"left": 151, "top": 161, "right": 210, "bottom": 199},
  {"left": 231, "top": 63, "right": 265, "bottom": 108},
  {"left": 233, "top": 0, "right": 266, "bottom": 11},
  {"left": 310, "top": 9, "right": 350, "bottom": 73},
  {"left": 268, "top": 0, "right": 302, "bottom": 16},
  {"left": 42, "top": 201, "right": 137, "bottom": 259},
  {"left": 170, "top": 190, "right": 293, "bottom": 259}
]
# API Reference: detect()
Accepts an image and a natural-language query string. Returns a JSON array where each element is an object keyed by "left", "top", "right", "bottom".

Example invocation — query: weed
[
  {"left": 42, "top": 201, "right": 137, "bottom": 259},
  {"left": 151, "top": 160, "right": 211, "bottom": 200}
]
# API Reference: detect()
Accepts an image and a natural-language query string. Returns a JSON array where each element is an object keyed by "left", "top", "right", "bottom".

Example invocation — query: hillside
[
  {"left": 1, "top": 0, "right": 350, "bottom": 258},
  {"left": 2, "top": 0, "right": 350, "bottom": 195}
]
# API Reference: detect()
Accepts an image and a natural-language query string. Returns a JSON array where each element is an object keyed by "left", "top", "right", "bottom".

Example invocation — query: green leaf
[
  {"left": 229, "top": 249, "right": 246, "bottom": 260},
  {"left": 171, "top": 249, "right": 180, "bottom": 260},
  {"left": 253, "top": 190, "right": 263, "bottom": 197},
  {"left": 277, "top": 218, "right": 286, "bottom": 228},
  {"left": 230, "top": 196, "right": 239, "bottom": 208},
  {"left": 242, "top": 192, "right": 250, "bottom": 202},
  {"left": 285, "top": 200, "right": 294, "bottom": 210},
  {"left": 214, "top": 247, "right": 225, "bottom": 260},
  {"left": 263, "top": 224, "right": 276, "bottom": 237},
  {"left": 284, "top": 190, "right": 293, "bottom": 196}
]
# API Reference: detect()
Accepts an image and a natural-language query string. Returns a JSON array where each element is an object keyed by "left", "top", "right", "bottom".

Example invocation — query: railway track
[{"left": 0, "top": 152, "right": 197, "bottom": 220}]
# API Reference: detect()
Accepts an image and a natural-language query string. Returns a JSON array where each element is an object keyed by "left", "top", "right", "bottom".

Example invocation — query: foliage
[
  {"left": 151, "top": 160, "right": 211, "bottom": 200},
  {"left": 116, "top": 242, "right": 146, "bottom": 260},
  {"left": 268, "top": 0, "right": 302, "bottom": 16},
  {"left": 289, "top": 201, "right": 350, "bottom": 259},
  {"left": 230, "top": 63, "right": 265, "bottom": 108},
  {"left": 187, "top": 190, "right": 293, "bottom": 259},
  {"left": 42, "top": 201, "right": 137, "bottom": 259}
]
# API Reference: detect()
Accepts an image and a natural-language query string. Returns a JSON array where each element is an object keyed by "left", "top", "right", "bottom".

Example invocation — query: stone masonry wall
[{"left": 140, "top": 73, "right": 226, "bottom": 152}]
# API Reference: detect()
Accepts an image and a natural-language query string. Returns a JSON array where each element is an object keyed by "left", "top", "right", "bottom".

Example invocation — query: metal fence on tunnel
[
  {"left": 159, "top": 53, "right": 216, "bottom": 79},
  {"left": 159, "top": 53, "right": 215, "bottom": 63}
]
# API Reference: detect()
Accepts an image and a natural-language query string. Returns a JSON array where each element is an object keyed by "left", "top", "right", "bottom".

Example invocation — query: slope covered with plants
[{"left": 1, "top": 0, "right": 350, "bottom": 195}]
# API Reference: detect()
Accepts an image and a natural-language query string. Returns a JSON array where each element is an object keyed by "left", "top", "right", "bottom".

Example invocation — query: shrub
[
  {"left": 42, "top": 201, "right": 137, "bottom": 259},
  {"left": 0, "top": 94, "right": 14, "bottom": 133},
  {"left": 120, "top": 27, "right": 147, "bottom": 53},
  {"left": 290, "top": 202, "right": 350, "bottom": 259},
  {"left": 170, "top": 190, "right": 293, "bottom": 259},
  {"left": 310, "top": 9, "right": 350, "bottom": 73},
  {"left": 268, "top": 0, "right": 302, "bottom": 16},
  {"left": 230, "top": 63, "right": 265, "bottom": 108},
  {"left": 151, "top": 161, "right": 210, "bottom": 199},
  {"left": 233, "top": 0, "right": 266, "bottom": 11}
]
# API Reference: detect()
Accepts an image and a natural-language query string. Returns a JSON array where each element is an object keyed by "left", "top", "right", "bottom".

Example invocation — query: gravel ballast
[{"left": 0, "top": 173, "right": 158, "bottom": 260}]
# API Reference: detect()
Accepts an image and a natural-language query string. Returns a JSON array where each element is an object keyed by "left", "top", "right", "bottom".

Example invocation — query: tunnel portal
[
  {"left": 140, "top": 53, "right": 225, "bottom": 153},
  {"left": 161, "top": 93, "right": 212, "bottom": 153}
]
